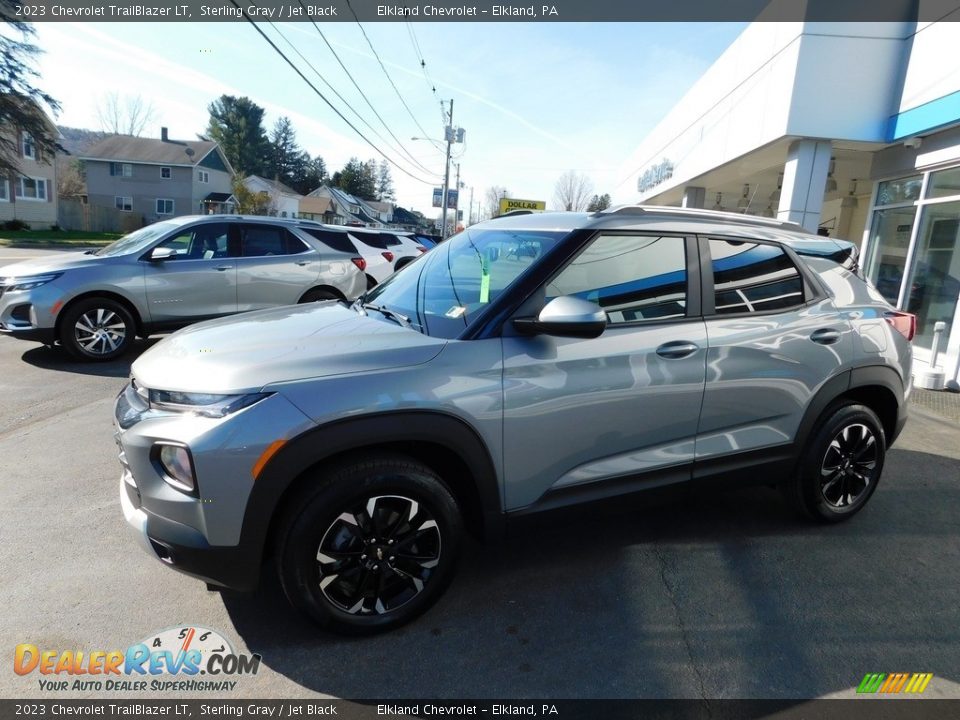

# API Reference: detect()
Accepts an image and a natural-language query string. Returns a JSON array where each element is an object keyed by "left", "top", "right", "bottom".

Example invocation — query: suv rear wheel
[
  {"left": 784, "top": 402, "right": 886, "bottom": 522},
  {"left": 59, "top": 297, "right": 135, "bottom": 362},
  {"left": 277, "top": 454, "right": 463, "bottom": 634}
]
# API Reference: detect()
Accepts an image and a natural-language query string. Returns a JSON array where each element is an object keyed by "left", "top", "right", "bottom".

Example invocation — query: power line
[
  {"left": 405, "top": 21, "right": 438, "bottom": 99},
  {"left": 295, "top": 0, "right": 443, "bottom": 175},
  {"left": 264, "top": 16, "right": 440, "bottom": 178},
  {"left": 345, "top": 0, "right": 445, "bottom": 154},
  {"left": 228, "top": 0, "right": 438, "bottom": 185}
]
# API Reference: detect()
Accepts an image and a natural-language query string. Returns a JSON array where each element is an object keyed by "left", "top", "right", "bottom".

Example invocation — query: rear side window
[
  {"left": 302, "top": 228, "right": 357, "bottom": 254},
  {"left": 350, "top": 232, "right": 391, "bottom": 250},
  {"left": 546, "top": 234, "right": 688, "bottom": 323},
  {"left": 709, "top": 239, "right": 804, "bottom": 315},
  {"left": 239, "top": 225, "right": 308, "bottom": 257}
]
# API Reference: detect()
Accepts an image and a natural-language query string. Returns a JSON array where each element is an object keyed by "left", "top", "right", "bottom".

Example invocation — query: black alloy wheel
[{"left": 277, "top": 454, "right": 463, "bottom": 634}]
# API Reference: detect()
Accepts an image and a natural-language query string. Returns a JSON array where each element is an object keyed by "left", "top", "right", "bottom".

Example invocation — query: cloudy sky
[{"left": 32, "top": 20, "right": 746, "bottom": 218}]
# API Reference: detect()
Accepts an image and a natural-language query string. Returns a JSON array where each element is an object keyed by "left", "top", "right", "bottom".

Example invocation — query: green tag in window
[{"left": 479, "top": 256, "right": 491, "bottom": 303}]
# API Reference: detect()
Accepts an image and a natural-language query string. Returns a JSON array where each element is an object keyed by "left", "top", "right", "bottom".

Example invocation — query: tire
[
  {"left": 277, "top": 453, "right": 463, "bottom": 635},
  {"left": 782, "top": 402, "right": 887, "bottom": 523},
  {"left": 58, "top": 297, "right": 136, "bottom": 362},
  {"left": 299, "top": 288, "right": 339, "bottom": 303}
]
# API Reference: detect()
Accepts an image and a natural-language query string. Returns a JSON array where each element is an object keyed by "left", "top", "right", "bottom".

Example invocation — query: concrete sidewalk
[{"left": 911, "top": 387, "right": 960, "bottom": 424}]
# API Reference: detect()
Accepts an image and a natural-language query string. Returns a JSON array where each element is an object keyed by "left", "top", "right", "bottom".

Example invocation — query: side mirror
[
  {"left": 148, "top": 246, "right": 176, "bottom": 262},
  {"left": 513, "top": 295, "right": 607, "bottom": 339}
]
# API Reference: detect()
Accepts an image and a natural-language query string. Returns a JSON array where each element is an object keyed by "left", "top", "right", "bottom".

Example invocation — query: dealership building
[{"left": 627, "top": 17, "right": 960, "bottom": 385}]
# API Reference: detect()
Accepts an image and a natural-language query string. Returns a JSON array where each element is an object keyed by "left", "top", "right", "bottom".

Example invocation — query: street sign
[
  {"left": 499, "top": 198, "right": 546, "bottom": 215},
  {"left": 432, "top": 188, "right": 458, "bottom": 209}
]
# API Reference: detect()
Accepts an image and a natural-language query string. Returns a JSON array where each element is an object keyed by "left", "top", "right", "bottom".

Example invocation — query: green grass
[{"left": 0, "top": 230, "right": 120, "bottom": 247}]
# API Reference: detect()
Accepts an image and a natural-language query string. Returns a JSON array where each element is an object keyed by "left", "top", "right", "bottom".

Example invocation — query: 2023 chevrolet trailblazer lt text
[
  {"left": 115, "top": 207, "right": 914, "bottom": 634},
  {"left": 0, "top": 215, "right": 367, "bottom": 361}
]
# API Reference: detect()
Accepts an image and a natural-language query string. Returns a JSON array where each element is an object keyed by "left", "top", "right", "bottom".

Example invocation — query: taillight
[
  {"left": 351, "top": 257, "right": 366, "bottom": 272},
  {"left": 382, "top": 251, "right": 394, "bottom": 262},
  {"left": 416, "top": 246, "right": 427, "bottom": 253},
  {"left": 884, "top": 310, "right": 916, "bottom": 342}
]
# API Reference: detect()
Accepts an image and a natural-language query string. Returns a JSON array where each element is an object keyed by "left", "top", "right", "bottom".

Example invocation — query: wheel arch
[
  {"left": 298, "top": 285, "right": 346, "bottom": 303},
  {"left": 55, "top": 290, "right": 145, "bottom": 338},
  {"left": 238, "top": 411, "right": 503, "bottom": 581},
  {"left": 796, "top": 366, "right": 905, "bottom": 452}
]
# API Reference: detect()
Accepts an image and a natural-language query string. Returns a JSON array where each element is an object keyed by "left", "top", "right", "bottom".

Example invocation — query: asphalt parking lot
[{"left": 1, "top": 248, "right": 959, "bottom": 701}]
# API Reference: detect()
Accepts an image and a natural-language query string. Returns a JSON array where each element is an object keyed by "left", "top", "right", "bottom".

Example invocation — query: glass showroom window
[
  {"left": 864, "top": 166, "right": 960, "bottom": 355},
  {"left": 863, "top": 175, "right": 922, "bottom": 306}
]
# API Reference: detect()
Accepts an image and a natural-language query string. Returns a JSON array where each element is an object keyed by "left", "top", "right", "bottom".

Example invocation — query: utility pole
[
  {"left": 468, "top": 185, "right": 475, "bottom": 226},
  {"left": 439, "top": 99, "right": 465, "bottom": 240},
  {"left": 454, "top": 162, "right": 461, "bottom": 233},
  {"left": 440, "top": 99, "right": 453, "bottom": 240}
]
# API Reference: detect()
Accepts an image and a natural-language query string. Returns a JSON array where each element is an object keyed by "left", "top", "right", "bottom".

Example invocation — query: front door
[{"left": 501, "top": 233, "right": 707, "bottom": 510}]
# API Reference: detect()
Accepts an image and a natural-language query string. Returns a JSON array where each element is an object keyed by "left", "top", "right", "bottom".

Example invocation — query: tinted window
[
  {"left": 239, "top": 225, "right": 308, "bottom": 257},
  {"left": 709, "top": 239, "right": 804, "bottom": 314},
  {"left": 302, "top": 228, "right": 356, "bottom": 254},
  {"left": 546, "top": 234, "right": 687, "bottom": 323},
  {"left": 350, "top": 232, "right": 391, "bottom": 250}
]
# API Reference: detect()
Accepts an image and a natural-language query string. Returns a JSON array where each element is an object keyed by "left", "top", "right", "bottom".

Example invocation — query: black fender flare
[
  {"left": 234, "top": 410, "right": 503, "bottom": 581},
  {"left": 794, "top": 364, "right": 905, "bottom": 453}
]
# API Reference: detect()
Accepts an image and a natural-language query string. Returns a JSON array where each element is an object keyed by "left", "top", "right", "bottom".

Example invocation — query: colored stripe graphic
[{"left": 858, "top": 673, "right": 932, "bottom": 694}]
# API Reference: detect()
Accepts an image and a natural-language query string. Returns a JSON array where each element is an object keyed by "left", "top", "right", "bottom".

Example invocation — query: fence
[{"left": 58, "top": 199, "right": 144, "bottom": 233}]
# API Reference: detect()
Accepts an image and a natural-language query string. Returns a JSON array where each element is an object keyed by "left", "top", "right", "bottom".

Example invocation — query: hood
[
  {"left": 0, "top": 251, "right": 104, "bottom": 277},
  {"left": 132, "top": 303, "right": 447, "bottom": 393}
]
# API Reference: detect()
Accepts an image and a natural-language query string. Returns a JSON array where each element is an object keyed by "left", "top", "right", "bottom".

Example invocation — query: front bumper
[
  {"left": 120, "top": 476, "right": 261, "bottom": 590},
  {"left": 114, "top": 382, "right": 316, "bottom": 591},
  {"left": 0, "top": 283, "right": 61, "bottom": 343}
]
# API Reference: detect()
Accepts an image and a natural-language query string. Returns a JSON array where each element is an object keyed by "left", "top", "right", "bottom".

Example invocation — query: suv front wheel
[
  {"left": 277, "top": 454, "right": 463, "bottom": 634},
  {"left": 784, "top": 402, "right": 887, "bottom": 522},
  {"left": 59, "top": 297, "right": 136, "bottom": 362}
]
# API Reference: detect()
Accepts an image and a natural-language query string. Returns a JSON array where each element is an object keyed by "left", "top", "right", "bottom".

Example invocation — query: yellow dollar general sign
[
  {"left": 857, "top": 673, "right": 933, "bottom": 694},
  {"left": 499, "top": 198, "right": 546, "bottom": 215}
]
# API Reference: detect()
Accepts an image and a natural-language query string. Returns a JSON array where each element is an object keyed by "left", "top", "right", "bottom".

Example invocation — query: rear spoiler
[{"left": 785, "top": 238, "right": 860, "bottom": 274}]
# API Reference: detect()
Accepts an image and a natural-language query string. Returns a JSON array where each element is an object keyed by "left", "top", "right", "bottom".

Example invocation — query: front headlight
[
  {"left": 2, "top": 272, "right": 63, "bottom": 292},
  {"left": 147, "top": 389, "right": 272, "bottom": 418}
]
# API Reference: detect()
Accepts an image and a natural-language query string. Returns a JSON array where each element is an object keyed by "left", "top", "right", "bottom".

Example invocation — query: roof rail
[{"left": 593, "top": 204, "right": 804, "bottom": 230}]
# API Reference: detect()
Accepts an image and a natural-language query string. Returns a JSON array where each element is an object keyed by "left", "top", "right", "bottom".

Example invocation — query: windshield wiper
[{"left": 360, "top": 302, "right": 412, "bottom": 329}]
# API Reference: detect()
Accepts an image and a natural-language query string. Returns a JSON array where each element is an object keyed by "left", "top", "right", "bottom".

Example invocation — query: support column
[
  {"left": 682, "top": 186, "right": 706, "bottom": 209},
  {"left": 777, "top": 140, "right": 832, "bottom": 233}
]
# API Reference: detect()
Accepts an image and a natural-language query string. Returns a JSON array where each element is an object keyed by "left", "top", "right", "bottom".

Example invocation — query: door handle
[
  {"left": 296, "top": 260, "right": 311, "bottom": 266},
  {"left": 810, "top": 328, "right": 841, "bottom": 345},
  {"left": 656, "top": 341, "right": 699, "bottom": 359},
  {"left": 215, "top": 265, "right": 232, "bottom": 272}
]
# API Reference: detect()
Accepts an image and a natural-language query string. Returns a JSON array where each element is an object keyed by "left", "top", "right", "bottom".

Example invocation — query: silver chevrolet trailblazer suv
[
  {"left": 0, "top": 215, "right": 366, "bottom": 361},
  {"left": 115, "top": 207, "right": 914, "bottom": 634}
]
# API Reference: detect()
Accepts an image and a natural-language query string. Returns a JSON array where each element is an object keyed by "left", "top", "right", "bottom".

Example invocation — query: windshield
[
  {"left": 94, "top": 221, "right": 182, "bottom": 257},
  {"left": 363, "top": 227, "right": 567, "bottom": 338}
]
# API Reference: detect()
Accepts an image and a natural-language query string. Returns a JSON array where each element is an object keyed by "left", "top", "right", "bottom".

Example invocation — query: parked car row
[{"left": 0, "top": 215, "right": 431, "bottom": 361}]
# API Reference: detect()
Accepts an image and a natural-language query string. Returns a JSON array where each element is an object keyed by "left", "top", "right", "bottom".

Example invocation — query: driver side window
[
  {"left": 546, "top": 234, "right": 688, "bottom": 324},
  {"left": 155, "top": 224, "right": 230, "bottom": 260}
]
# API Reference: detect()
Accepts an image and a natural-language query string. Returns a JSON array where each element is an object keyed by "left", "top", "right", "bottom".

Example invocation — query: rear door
[
  {"left": 142, "top": 222, "right": 237, "bottom": 323},
  {"left": 234, "top": 223, "right": 321, "bottom": 311},
  {"left": 501, "top": 232, "right": 707, "bottom": 510},
  {"left": 694, "top": 236, "right": 854, "bottom": 483}
]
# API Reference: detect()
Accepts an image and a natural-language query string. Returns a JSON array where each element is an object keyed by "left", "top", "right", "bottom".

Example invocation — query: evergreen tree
[
  {"left": 206, "top": 95, "right": 271, "bottom": 176},
  {"left": 376, "top": 159, "right": 395, "bottom": 201}
]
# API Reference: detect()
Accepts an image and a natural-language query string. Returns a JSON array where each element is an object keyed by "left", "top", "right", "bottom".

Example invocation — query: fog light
[{"left": 156, "top": 443, "right": 196, "bottom": 494}]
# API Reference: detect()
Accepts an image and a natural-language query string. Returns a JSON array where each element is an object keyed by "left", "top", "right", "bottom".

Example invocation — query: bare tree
[
  {"left": 483, "top": 185, "right": 510, "bottom": 219},
  {"left": 553, "top": 171, "right": 594, "bottom": 211},
  {"left": 56, "top": 157, "right": 85, "bottom": 198},
  {"left": 96, "top": 92, "right": 157, "bottom": 136}
]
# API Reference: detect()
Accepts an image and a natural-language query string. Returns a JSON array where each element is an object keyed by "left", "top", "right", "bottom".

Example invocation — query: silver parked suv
[
  {"left": 0, "top": 215, "right": 366, "bottom": 361},
  {"left": 115, "top": 207, "right": 914, "bottom": 634}
]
